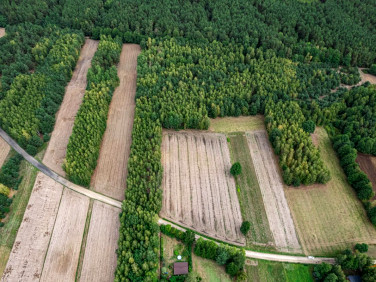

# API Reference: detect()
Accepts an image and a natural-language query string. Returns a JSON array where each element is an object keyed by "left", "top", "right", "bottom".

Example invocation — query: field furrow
[
  {"left": 91, "top": 44, "right": 140, "bottom": 200},
  {"left": 79, "top": 201, "right": 120, "bottom": 282},
  {"left": 161, "top": 134, "right": 170, "bottom": 218},
  {"left": 178, "top": 134, "right": 192, "bottom": 226},
  {"left": 40, "top": 189, "right": 89, "bottom": 282},
  {"left": 170, "top": 134, "right": 181, "bottom": 221},
  {"left": 1, "top": 173, "right": 63, "bottom": 281},
  {"left": 43, "top": 39, "right": 98, "bottom": 175}
]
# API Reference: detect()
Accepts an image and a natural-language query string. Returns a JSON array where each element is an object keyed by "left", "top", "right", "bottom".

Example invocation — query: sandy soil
[
  {"left": 79, "top": 201, "right": 120, "bottom": 282},
  {"left": 43, "top": 39, "right": 98, "bottom": 175},
  {"left": 90, "top": 44, "right": 140, "bottom": 201},
  {"left": 0, "top": 137, "right": 10, "bottom": 168},
  {"left": 40, "top": 188, "right": 89, "bottom": 282},
  {"left": 359, "top": 68, "right": 376, "bottom": 85},
  {"left": 0, "top": 28, "right": 5, "bottom": 38},
  {"left": 246, "top": 131, "right": 301, "bottom": 253},
  {"left": 356, "top": 153, "right": 376, "bottom": 199},
  {"left": 161, "top": 131, "right": 245, "bottom": 245},
  {"left": 1, "top": 173, "right": 63, "bottom": 281}
]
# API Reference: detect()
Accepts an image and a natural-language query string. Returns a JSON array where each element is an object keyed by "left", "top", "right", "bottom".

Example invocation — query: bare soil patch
[
  {"left": 160, "top": 131, "right": 244, "bottom": 245},
  {"left": 1, "top": 173, "right": 63, "bottom": 281},
  {"left": 90, "top": 44, "right": 141, "bottom": 201},
  {"left": 79, "top": 201, "right": 120, "bottom": 282},
  {"left": 40, "top": 188, "right": 89, "bottom": 282},
  {"left": 0, "top": 137, "right": 10, "bottom": 168},
  {"left": 43, "top": 39, "right": 98, "bottom": 175},
  {"left": 0, "top": 28, "right": 5, "bottom": 38},
  {"left": 359, "top": 68, "right": 376, "bottom": 85},
  {"left": 356, "top": 153, "right": 376, "bottom": 199},
  {"left": 286, "top": 128, "right": 376, "bottom": 255},
  {"left": 209, "top": 115, "right": 264, "bottom": 133},
  {"left": 246, "top": 131, "right": 301, "bottom": 253}
]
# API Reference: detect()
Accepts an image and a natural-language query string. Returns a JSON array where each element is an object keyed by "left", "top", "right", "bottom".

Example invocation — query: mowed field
[
  {"left": 356, "top": 153, "right": 376, "bottom": 200},
  {"left": 43, "top": 39, "right": 98, "bottom": 175},
  {"left": 246, "top": 131, "right": 301, "bottom": 253},
  {"left": 228, "top": 133, "right": 274, "bottom": 248},
  {"left": 209, "top": 115, "right": 264, "bottom": 133},
  {"left": 91, "top": 44, "right": 141, "bottom": 200},
  {"left": 285, "top": 127, "right": 376, "bottom": 255},
  {"left": 0, "top": 137, "right": 10, "bottom": 168},
  {"left": 161, "top": 131, "right": 245, "bottom": 245}
]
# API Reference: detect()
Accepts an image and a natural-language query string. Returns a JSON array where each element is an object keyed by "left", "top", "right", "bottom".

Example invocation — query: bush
[
  {"left": 230, "top": 162, "right": 242, "bottom": 176},
  {"left": 302, "top": 120, "right": 316, "bottom": 133},
  {"left": 240, "top": 221, "right": 251, "bottom": 236},
  {"left": 355, "top": 243, "right": 368, "bottom": 253}
]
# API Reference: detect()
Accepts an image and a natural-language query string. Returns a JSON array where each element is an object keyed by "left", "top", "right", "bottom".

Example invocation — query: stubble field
[
  {"left": 246, "top": 131, "right": 301, "bottom": 253},
  {"left": 91, "top": 44, "right": 140, "bottom": 200},
  {"left": 160, "top": 131, "right": 244, "bottom": 245},
  {"left": 43, "top": 39, "right": 98, "bottom": 175}
]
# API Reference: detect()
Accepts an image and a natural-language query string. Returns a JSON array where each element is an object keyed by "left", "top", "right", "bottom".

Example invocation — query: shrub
[
  {"left": 240, "top": 221, "right": 251, "bottom": 236},
  {"left": 302, "top": 120, "right": 316, "bottom": 133},
  {"left": 355, "top": 243, "right": 368, "bottom": 253},
  {"left": 230, "top": 162, "right": 242, "bottom": 176}
]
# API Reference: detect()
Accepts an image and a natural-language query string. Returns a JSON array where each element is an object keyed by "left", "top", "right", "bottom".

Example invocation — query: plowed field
[{"left": 161, "top": 131, "right": 244, "bottom": 245}]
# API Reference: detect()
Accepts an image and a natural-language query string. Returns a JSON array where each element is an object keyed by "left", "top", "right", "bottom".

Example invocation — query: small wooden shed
[{"left": 173, "top": 262, "right": 189, "bottom": 275}]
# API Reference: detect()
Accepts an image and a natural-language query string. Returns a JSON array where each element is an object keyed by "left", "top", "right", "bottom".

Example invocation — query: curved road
[{"left": 0, "top": 127, "right": 336, "bottom": 265}]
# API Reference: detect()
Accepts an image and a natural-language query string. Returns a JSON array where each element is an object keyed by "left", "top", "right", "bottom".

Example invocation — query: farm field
[
  {"left": 80, "top": 201, "right": 120, "bottom": 282},
  {"left": 43, "top": 39, "right": 98, "bottom": 175},
  {"left": 160, "top": 131, "right": 244, "bottom": 245},
  {"left": 228, "top": 133, "right": 274, "bottom": 249},
  {"left": 0, "top": 148, "right": 44, "bottom": 274},
  {"left": 245, "top": 259, "right": 313, "bottom": 282},
  {"left": 246, "top": 131, "right": 301, "bottom": 253},
  {"left": 208, "top": 115, "right": 264, "bottom": 133},
  {"left": 356, "top": 153, "right": 376, "bottom": 200},
  {"left": 40, "top": 189, "right": 89, "bottom": 282},
  {"left": 0, "top": 137, "right": 10, "bottom": 168},
  {"left": 285, "top": 127, "right": 376, "bottom": 255},
  {"left": 2, "top": 173, "right": 64, "bottom": 281},
  {"left": 90, "top": 44, "right": 140, "bottom": 200}
]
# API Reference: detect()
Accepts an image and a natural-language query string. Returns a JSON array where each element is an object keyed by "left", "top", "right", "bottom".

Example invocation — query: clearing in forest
[
  {"left": 80, "top": 201, "right": 120, "bottom": 282},
  {"left": 40, "top": 188, "right": 89, "bottom": 282},
  {"left": 90, "top": 44, "right": 141, "bottom": 201},
  {"left": 359, "top": 68, "right": 376, "bottom": 85},
  {"left": 0, "top": 28, "right": 5, "bottom": 38},
  {"left": 228, "top": 133, "right": 274, "bottom": 249},
  {"left": 208, "top": 115, "right": 264, "bottom": 133},
  {"left": 286, "top": 127, "right": 376, "bottom": 255},
  {"left": 246, "top": 131, "right": 301, "bottom": 253},
  {"left": 161, "top": 131, "right": 244, "bottom": 245},
  {"left": 356, "top": 153, "right": 376, "bottom": 200},
  {"left": 0, "top": 137, "right": 10, "bottom": 168},
  {"left": 43, "top": 39, "right": 98, "bottom": 175},
  {"left": 1, "top": 173, "right": 64, "bottom": 281}
]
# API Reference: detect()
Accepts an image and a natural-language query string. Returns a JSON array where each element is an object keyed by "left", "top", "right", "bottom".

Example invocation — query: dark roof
[
  {"left": 347, "top": 275, "right": 362, "bottom": 282},
  {"left": 173, "top": 262, "right": 189, "bottom": 275}
]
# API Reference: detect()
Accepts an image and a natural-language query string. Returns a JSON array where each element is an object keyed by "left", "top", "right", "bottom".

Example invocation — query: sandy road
[
  {"left": 246, "top": 131, "right": 301, "bottom": 253},
  {"left": 91, "top": 44, "right": 141, "bottom": 201},
  {"left": 43, "top": 39, "right": 98, "bottom": 175},
  {"left": 359, "top": 68, "right": 376, "bottom": 85}
]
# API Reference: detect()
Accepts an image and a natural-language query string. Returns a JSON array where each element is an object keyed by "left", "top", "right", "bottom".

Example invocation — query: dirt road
[
  {"left": 91, "top": 44, "right": 140, "bottom": 201},
  {"left": 43, "top": 39, "right": 98, "bottom": 175}
]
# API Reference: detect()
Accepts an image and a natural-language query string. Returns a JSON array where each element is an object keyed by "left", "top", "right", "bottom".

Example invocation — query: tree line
[{"left": 65, "top": 35, "right": 122, "bottom": 186}]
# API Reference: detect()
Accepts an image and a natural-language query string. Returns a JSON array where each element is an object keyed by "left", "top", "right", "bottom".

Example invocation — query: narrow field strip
[
  {"left": 43, "top": 39, "right": 98, "bottom": 175},
  {"left": 246, "top": 131, "right": 301, "bottom": 253},
  {"left": 91, "top": 44, "right": 141, "bottom": 201},
  {"left": 161, "top": 131, "right": 245, "bottom": 245},
  {"left": 1, "top": 173, "right": 64, "bottom": 281},
  {"left": 0, "top": 137, "right": 10, "bottom": 168},
  {"left": 79, "top": 201, "right": 120, "bottom": 282},
  {"left": 40, "top": 188, "right": 89, "bottom": 282}
]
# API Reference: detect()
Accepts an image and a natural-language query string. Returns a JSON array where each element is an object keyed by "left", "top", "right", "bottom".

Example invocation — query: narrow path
[{"left": 0, "top": 128, "right": 122, "bottom": 209}]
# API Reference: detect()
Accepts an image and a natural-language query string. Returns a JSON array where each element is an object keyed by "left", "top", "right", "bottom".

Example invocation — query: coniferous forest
[{"left": 0, "top": 0, "right": 375, "bottom": 281}]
